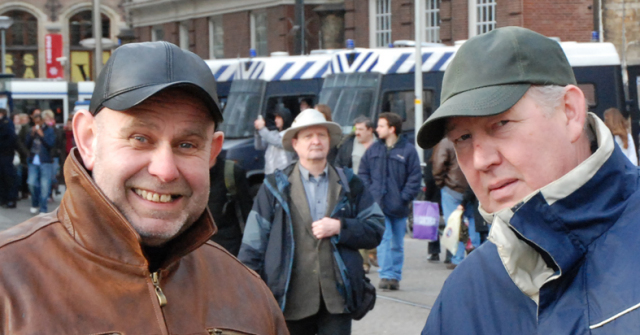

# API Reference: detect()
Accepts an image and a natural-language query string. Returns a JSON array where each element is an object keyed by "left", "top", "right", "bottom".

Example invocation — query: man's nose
[
  {"left": 472, "top": 140, "right": 501, "bottom": 172},
  {"left": 148, "top": 144, "right": 180, "bottom": 183}
]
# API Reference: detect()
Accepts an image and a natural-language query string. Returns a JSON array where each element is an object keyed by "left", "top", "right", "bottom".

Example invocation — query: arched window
[
  {"left": 2, "top": 10, "right": 38, "bottom": 78},
  {"left": 68, "top": 10, "right": 110, "bottom": 82}
]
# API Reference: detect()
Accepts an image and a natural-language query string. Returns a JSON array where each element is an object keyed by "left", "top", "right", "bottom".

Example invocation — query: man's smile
[{"left": 133, "top": 188, "right": 182, "bottom": 203}]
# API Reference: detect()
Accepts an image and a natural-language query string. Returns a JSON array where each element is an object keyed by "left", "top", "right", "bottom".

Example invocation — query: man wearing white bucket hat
[{"left": 239, "top": 109, "right": 385, "bottom": 335}]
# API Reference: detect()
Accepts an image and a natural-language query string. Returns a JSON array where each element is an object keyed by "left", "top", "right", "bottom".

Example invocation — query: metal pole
[
  {"left": 295, "top": 0, "right": 305, "bottom": 55},
  {"left": 93, "top": 0, "right": 103, "bottom": 79},
  {"left": 1, "top": 30, "right": 5, "bottom": 74},
  {"left": 414, "top": 0, "right": 424, "bottom": 164}
]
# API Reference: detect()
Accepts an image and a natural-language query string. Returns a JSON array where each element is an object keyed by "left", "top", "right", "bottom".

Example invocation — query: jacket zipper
[{"left": 151, "top": 271, "right": 168, "bottom": 307}]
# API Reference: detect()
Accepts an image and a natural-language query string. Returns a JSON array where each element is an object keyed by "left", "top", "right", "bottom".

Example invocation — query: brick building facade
[{"left": 0, "top": 0, "right": 127, "bottom": 81}]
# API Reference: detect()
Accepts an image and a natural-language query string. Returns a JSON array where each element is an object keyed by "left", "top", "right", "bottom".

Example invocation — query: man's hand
[
  {"left": 254, "top": 118, "right": 265, "bottom": 130},
  {"left": 311, "top": 217, "right": 341, "bottom": 239}
]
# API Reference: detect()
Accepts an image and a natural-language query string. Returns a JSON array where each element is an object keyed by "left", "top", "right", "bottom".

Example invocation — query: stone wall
[{"left": 604, "top": 0, "right": 640, "bottom": 66}]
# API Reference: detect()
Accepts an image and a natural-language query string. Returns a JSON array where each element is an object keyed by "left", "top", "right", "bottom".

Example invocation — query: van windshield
[
  {"left": 318, "top": 73, "right": 380, "bottom": 132},
  {"left": 220, "top": 80, "right": 266, "bottom": 139}
]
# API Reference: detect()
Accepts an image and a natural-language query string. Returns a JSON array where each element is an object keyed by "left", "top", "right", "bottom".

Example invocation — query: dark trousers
[
  {"left": 428, "top": 240, "right": 440, "bottom": 255},
  {"left": 0, "top": 156, "right": 17, "bottom": 204},
  {"left": 286, "top": 302, "right": 351, "bottom": 335}
]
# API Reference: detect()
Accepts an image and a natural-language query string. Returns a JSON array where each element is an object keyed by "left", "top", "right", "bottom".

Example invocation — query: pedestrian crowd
[
  {"left": 2, "top": 26, "right": 640, "bottom": 335},
  {"left": 0, "top": 107, "right": 73, "bottom": 214}
]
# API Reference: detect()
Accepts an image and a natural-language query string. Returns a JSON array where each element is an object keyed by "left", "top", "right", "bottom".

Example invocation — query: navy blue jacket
[
  {"left": 358, "top": 136, "right": 422, "bottom": 218},
  {"left": 238, "top": 164, "right": 385, "bottom": 312},
  {"left": 423, "top": 116, "right": 640, "bottom": 334},
  {"left": 25, "top": 125, "right": 56, "bottom": 164}
]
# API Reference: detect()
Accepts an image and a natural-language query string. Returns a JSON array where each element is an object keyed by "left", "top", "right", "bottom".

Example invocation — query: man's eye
[
  {"left": 179, "top": 143, "right": 194, "bottom": 149},
  {"left": 456, "top": 134, "right": 471, "bottom": 143},
  {"left": 133, "top": 136, "right": 147, "bottom": 143},
  {"left": 497, "top": 120, "right": 510, "bottom": 127}
]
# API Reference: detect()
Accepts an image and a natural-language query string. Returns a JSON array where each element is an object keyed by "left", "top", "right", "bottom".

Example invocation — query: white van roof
[
  {"left": 205, "top": 58, "right": 245, "bottom": 82},
  {"left": 234, "top": 53, "right": 333, "bottom": 81},
  {"left": 330, "top": 42, "right": 621, "bottom": 74},
  {"left": 8, "top": 79, "right": 67, "bottom": 99}
]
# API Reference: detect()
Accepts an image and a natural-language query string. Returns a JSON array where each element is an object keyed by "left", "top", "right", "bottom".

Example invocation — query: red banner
[{"left": 45, "top": 34, "right": 63, "bottom": 79}]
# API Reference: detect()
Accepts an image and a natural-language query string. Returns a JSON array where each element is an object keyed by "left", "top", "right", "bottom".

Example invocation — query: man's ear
[
  {"left": 209, "top": 130, "right": 225, "bottom": 168},
  {"left": 73, "top": 109, "right": 98, "bottom": 170},
  {"left": 562, "top": 85, "right": 587, "bottom": 143}
]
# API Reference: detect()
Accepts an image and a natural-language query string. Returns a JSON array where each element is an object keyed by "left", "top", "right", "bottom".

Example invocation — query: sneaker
[
  {"left": 389, "top": 279, "right": 400, "bottom": 290},
  {"left": 4, "top": 202, "right": 16, "bottom": 209},
  {"left": 378, "top": 278, "right": 391, "bottom": 290},
  {"left": 30, "top": 207, "right": 39, "bottom": 214},
  {"left": 428, "top": 254, "right": 440, "bottom": 262}
]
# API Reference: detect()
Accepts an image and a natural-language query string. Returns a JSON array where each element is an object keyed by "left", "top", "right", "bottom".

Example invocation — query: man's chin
[{"left": 128, "top": 217, "right": 191, "bottom": 246}]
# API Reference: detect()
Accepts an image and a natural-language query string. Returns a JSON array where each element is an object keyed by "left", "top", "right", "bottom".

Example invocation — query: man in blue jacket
[
  {"left": 418, "top": 26, "right": 640, "bottom": 334},
  {"left": 359, "top": 112, "right": 422, "bottom": 290},
  {"left": 239, "top": 109, "right": 385, "bottom": 335},
  {"left": 25, "top": 113, "right": 56, "bottom": 214}
]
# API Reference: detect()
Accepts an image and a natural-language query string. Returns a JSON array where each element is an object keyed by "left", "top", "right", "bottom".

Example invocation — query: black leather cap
[{"left": 89, "top": 41, "right": 222, "bottom": 124}]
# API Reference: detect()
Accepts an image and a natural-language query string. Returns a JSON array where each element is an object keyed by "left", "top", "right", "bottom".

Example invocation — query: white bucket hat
[{"left": 282, "top": 109, "right": 343, "bottom": 152}]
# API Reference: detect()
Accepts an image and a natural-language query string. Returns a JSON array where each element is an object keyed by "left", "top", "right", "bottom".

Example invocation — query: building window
[
  {"left": 179, "top": 21, "right": 189, "bottom": 50},
  {"left": 374, "top": 0, "right": 392, "bottom": 47},
  {"left": 425, "top": 0, "right": 440, "bottom": 43},
  {"left": 69, "top": 10, "right": 111, "bottom": 82},
  {"left": 475, "top": 0, "right": 496, "bottom": 35},
  {"left": 251, "top": 11, "right": 268, "bottom": 56},
  {"left": 209, "top": 16, "right": 224, "bottom": 59},
  {"left": 1, "top": 10, "right": 38, "bottom": 78},
  {"left": 151, "top": 25, "right": 164, "bottom": 41}
]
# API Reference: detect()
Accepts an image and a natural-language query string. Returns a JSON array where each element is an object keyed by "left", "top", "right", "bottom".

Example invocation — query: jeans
[
  {"left": 28, "top": 163, "right": 53, "bottom": 213},
  {"left": 451, "top": 205, "right": 481, "bottom": 265},
  {"left": 378, "top": 215, "right": 408, "bottom": 281}
]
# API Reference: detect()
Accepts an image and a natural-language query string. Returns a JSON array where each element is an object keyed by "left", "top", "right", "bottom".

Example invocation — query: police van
[
  {"left": 220, "top": 52, "right": 333, "bottom": 186},
  {"left": 320, "top": 42, "right": 624, "bottom": 142},
  {"left": 205, "top": 58, "right": 246, "bottom": 109}
]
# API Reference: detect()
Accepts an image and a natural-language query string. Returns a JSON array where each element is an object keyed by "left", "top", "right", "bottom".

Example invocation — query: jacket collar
[
  {"left": 57, "top": 148, "right": 216, "bottom": 270},
  {"left": 484, "top": 113, "right": 638, "bottom": 303}
]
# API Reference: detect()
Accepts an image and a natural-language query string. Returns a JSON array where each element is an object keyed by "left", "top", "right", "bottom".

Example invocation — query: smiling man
[
  {"left": 418, "top": 27, "right": 640, "bottom": 334},
  {"left": 0, "top": 42, "right": 287, "bottom": 334}
]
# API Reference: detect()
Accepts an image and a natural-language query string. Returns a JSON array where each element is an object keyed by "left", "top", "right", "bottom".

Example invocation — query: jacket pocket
[{"left": 207, "top": 328, "right": 257, "bottom": 335}]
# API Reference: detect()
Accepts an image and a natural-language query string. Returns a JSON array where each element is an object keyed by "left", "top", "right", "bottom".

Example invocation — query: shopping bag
[
  {"left": 412, "top": 201, "right": 440, "bottom": 241},
  {"left": 441, "top": 208, "right": 463, "bottom": 255}
]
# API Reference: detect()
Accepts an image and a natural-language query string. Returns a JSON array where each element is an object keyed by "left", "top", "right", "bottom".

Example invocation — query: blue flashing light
[
  {"left": 591, "top": 31, "right": 599, "bottom": 42},
  {"left": 249, "top": 48, "right": 257, "bottom": 58},
  {"left": 346, "top": 39, "right": 355, "bottom": 50}
]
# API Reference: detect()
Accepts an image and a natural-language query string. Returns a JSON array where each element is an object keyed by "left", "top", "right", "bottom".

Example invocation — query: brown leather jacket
[
  {"left": 0, "top": 149, "right": 289, "bottom": 335},
  {"left": 431, "top": 137, "right": 469, "bottom": 194}
]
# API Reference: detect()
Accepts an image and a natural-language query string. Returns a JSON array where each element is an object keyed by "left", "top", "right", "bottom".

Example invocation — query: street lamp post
[
  {"left": 0, "top": 16, "right": 14, "bottom": 75},
  {"left": 93, "top": 0, "right": 103, "bottom": 79}
]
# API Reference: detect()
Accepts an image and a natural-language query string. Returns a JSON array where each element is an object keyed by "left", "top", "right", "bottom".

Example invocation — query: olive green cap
[{"left": 417, "top": 27, "right": 577, "bottom": 149}]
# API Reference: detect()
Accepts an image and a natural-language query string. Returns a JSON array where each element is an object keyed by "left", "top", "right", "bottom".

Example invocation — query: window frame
[
  {"left": 369, "top": 0, "right": 392, "bottom": 48},
  {"left": 424, "top": 0, "right": 441, "bottom": 43}
]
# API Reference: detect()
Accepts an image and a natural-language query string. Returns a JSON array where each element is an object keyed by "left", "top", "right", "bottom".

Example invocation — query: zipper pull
[{"left": 151, "top": 272, "right": 167, "bottom": 307}]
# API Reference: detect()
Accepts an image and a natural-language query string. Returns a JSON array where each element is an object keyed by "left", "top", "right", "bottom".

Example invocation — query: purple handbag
[{"left": 412, "top": 201, "right": 440, "bottom": 241}]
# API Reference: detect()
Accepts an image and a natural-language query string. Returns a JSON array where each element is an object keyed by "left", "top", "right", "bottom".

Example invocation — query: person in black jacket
[
  {"left": 208, "top": 155, "right": 253, "bottom": 256},
  {"left": 0, "top": 109, "right": 18, "bottom": 208}
]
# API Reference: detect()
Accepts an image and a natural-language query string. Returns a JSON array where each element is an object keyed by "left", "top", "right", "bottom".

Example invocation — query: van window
[
  {"left": 319, "top": 73, "right": 381, "bottom": 132},
  {"left": 381, "top": 90, "right": 435, "bottom": 131},
  {"left": 578, "top": 83, "right": 597, "bottom": 108},
  {"left": 263, "top": 95, "right": 315, "bottom": 129},
  {"left": 221, "top": 80, "right": 266, "bottom": 139}
]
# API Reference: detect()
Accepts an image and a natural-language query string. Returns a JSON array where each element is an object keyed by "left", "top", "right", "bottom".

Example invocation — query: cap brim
[
  {"left": 98, "top": 82, "right": 223, "bottom": 125},
  {"left": 282, "top": 122, "right": 343, "bottom": 152},
  {"left": 417, "top": 83, "right": 530, "bottom": 149}
]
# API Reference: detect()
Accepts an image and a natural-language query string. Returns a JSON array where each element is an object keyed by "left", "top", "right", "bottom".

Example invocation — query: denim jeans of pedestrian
[
  {"left": 52, "top": 157, "right": 60, "bottom": 184},
  {"left": 378, "top": 215, "right": 408, "bottom": 281},
  {"left": 440, "top": 186, "right": 463, "bottom": 262},
  {"left": 28, "top": 163, "right": 53, "bottom": 213}
]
